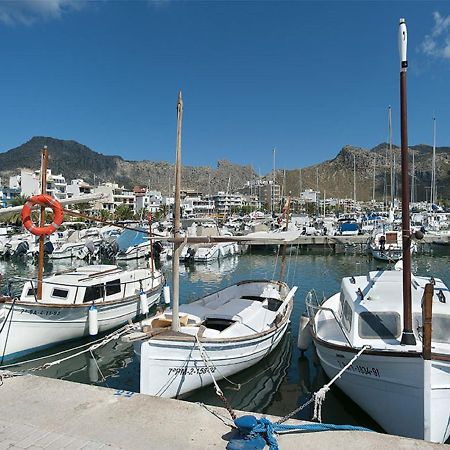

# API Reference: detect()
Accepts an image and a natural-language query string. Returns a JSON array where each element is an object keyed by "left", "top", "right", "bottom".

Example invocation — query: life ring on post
[{"left": 21, "top": 194, "right": 64, "bottom": 236}]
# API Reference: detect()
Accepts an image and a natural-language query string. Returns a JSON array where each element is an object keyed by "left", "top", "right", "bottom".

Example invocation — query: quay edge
[{"left": 0, "top": 373, "right": 445, "bottom": 449}]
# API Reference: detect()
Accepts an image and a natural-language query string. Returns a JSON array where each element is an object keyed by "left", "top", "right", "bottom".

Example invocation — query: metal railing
[{"left": 305, "top": 289, "right": 353, "bottom": 348}]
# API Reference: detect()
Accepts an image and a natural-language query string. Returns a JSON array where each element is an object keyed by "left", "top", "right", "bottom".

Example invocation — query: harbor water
[{"left": 1, "top": 247, "right": 449, "bottom": 434}]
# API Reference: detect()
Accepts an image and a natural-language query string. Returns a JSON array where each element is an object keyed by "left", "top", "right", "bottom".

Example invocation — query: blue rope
[{"left": 226, "top": 415, "right": 372, "bottom": 450}]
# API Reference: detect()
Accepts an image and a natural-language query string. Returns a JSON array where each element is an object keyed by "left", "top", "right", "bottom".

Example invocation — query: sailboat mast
[
  {"left": 272, "top": 148, "right": 276, "bottom": 215},
  {"left": 431, "top": 117, "right": 436, "bottom": 206},
  {"left": 398, "top": 19, "right": 416, "bottom": 346},
  {"left": 353, "top": 154, "right": 356, "bottom": 206},
  {"left": 411, "top": 148, "right": 415, "bottom": 204},
  {"left": 37, "top": 146, "right": 49, "bottom": 300},
  {"left": 171, "top": 91, "right": 183, "bottom": 332},
  {"left": 389, "top": 105, "right": 394, "bottom": 207},
  {"left": 372, "top": 155, "right": 376, "bottom": 202}
]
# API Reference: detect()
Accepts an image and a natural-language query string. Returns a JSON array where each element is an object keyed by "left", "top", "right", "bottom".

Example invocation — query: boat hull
[
  {"left": 314, "top": 339, "right": 450, "bottom": 443},
  {"left": 0, "top": 289, "right": 161, "bottom": 362},
  {"left": 136, "top": 320, "right": 289, "bottom": 398}
]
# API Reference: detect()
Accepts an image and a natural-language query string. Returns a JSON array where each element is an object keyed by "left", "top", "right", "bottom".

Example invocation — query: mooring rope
[{"left": 312, "top": 345, "right": 369, "bottom": 423}]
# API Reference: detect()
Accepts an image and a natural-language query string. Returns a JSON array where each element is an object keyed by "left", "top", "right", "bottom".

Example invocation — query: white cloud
[
  {"left": 419, "top": 11, "right": 450, "bottom": 59},
  {"left": 0, "top": 0, "right": 86, "bottom": 26}
]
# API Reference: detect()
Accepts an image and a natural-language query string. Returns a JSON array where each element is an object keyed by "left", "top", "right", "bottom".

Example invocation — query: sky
[{"left": 0, "top": 1, "right": 449, "bottom": 175}]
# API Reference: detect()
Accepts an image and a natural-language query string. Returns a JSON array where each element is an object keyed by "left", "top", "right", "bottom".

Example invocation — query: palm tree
[
  {"left": 0, "top": 194, "right": 29, "bottom": 225},
  {"left": 114, "top": 204, "right": 134, "bottom": 221}
]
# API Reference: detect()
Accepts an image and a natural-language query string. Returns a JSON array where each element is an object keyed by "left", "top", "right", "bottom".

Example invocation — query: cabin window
[
  {"left": 342, "top": 301, "right": 353, "bottom": 332},
  {"left": 52, "top": 288, "right": 69, "bottom": 299},
  {"left": 338, "top": 292, "right": 345, "bottom": 319},
  {"left": 359, "top": 312, "right": 400, "bottom": 339},
  {"left": 83, "top": 284, "right": 104, "bottom": 303},
  {"left": 105, "top": 279, "right": 121, "bottom": 296},
  {"left": 432, "top": 315, "right": 450, "bottom": 344},
  {"left": 413, "top": 313, "right": 450, "bottom": 344},
  {"left": 26, "top": 287, "right": 37, "bottom": 297}
]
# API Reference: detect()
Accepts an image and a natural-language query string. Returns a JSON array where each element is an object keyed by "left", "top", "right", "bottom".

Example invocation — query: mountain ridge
[{"left": 1, "top": 136, "right": 449, "bottom": 202}]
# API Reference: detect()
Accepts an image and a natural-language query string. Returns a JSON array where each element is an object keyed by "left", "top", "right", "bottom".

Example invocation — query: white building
[
  {"left": 182, "top": 196, "right": 215, "bottom": 217},
  {"left": 211, "top": 192, "right": 243, "bottom": 216},
  {"left": 66, "top": 179, "right": 93, "bottom": 198},
  {"left": 9, "top": 169, "right": 67, "bottom": 200},
  {"left": 301, "top": 189, "right": 320, "bottom": 203},
  {"left": 135, "top": 190, "right": 163, "bottom": 213},
  {"left": 93, "top": 182, "right": 135, "bottom": 213}
]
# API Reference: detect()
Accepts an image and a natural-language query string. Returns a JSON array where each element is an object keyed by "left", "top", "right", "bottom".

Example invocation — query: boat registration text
[
  {"left": 337, "top": 360, "right": 380, "bottom": 377},
  {"left": 168, "top": 366, "right": 216, "bottom": 376}
]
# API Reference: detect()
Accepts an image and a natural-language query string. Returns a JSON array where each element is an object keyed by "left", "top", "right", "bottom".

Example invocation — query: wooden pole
[
  {"left": 37, "top": 146, "right": 49, "bottom": 300},
  {"left": 148, "top": 212, "right": 154, "bottom": 277},
  {"left": 171, "top": 91, "right": 183, "bottom": 332},
  {"left": 422, "top": 283, "right": 433, "bottom": 360},
  {"left": 278, "top": 193, "right": 291, "bottom": 282},
  {"left": 399, "top": 18, "right": 416, "bottom": 346}
]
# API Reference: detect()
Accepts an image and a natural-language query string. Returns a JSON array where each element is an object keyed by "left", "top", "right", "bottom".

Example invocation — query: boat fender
[
  {"left": 88, "top": 355, "right": 99, "bottom": 383},
  {"left": 88, "top": 303, "right": 98, "bottom": 336},
  {"left": 297, "top": 313, "right": 312, "bottom": 351},
  {"left": 163, "top": 285, "right": 170, "bottom": 305},
  {"left": 139, "top": 291, "right": 149, "bottom": 314}
]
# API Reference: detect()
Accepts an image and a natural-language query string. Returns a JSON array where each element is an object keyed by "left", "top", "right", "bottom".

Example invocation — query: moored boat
[
  {"left": 0, "top": 264, "right": 164, "bottom": 362},
  {"left": 307, "top": 19, "right": 450, "bottom": 443}
]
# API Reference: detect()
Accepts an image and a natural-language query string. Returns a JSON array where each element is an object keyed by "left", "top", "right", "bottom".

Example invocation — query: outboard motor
[
  {"left": 99, "top": 240, "right": 119, "bottom": 260},
  {"left": 14, "top": 241, "right": 29, "bottom": 258},
  {"left": 44, "top": 241, "right": 54, "bottom": 255},
  {"left": 152, "top": 241, "right": 164, "bottom": 259}
]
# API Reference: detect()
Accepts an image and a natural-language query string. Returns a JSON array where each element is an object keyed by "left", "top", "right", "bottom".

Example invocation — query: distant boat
[
  {"left": 336, "top": 219, "right": 359, "bottom": 236},
  {"left": 369, "top": 229, "right": 415, "bottom": 262}
]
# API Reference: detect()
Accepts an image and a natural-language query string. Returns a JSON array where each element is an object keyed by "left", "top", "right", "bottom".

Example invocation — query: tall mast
[
  {"left": 431, "top": 117, "right": 436, "bottom": 206},
  {"left": 398, "top": 18, "right": 416, "bottom": 346},
  {"left": 411, "top": 148, "right": 415, "bottom": 204},
  {"left": 353, "top": 154, "right": 356, "bottom": 206},
  {"left": 171, "top": 91, "right": 183, "bottom": 332},
  {"left": 372, "top": 154, "right": 376, "bottom": 202},
  {"left": 298, "top": 168, "right": 302, "bottom": 197},
  {"left": 37, "top": 146, "right": 49, "bottom": 300},
  {"left": 272, "top": 148, "right": 276, "bottom": 215},
  {"left": 389, "top": 105, "right": 394, "bottom": 207}
]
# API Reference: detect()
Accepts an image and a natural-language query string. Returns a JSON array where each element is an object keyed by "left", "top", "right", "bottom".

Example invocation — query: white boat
[
  {"left": 116, "top": 240, "right": 151, "bottom": 261},
  {"left": 123, "top": 93, "right": 297, "bottom": 400},
  {"left": 369, "top": 229, "right": 416, "bottom": 262},
  {"left": 306, "top": 270, "right": 450, "bottom": 442},
  {"left": 0, "top": 264, "right": 164, "bottom": 362},
  {"left": 126, "top": 279, "right": 296, "bottom": 398},
  {"left": 193, "top": 241, "right": 239, "bottom": 262},
  {"left": 307, "top": 19, "right": 450, "bottom": 444}
]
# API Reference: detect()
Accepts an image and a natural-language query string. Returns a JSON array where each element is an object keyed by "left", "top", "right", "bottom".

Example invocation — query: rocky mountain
[
  {"left": 0, "top": 137, "right": 257, "bottom": 195},
  {"left": 280, "top": 143, "right": 450, "bottom": 202},
  {"left": 0, "top": 137, "right": 448, "bottom": 201}
]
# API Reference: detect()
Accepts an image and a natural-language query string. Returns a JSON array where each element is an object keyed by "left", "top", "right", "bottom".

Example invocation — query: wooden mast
[
  {"left": 37, "top": 146, "right": 49, "bottom": 300},
  {"left": 398, "top": 18, "right": 416, "bottom": 346},
  {"left": 171, "top": 91, "right": 183, "bottom": 332}
]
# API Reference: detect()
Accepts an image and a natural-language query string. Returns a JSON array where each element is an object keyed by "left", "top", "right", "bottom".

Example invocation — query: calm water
[{"left": 1, "top": 246, "right": 449, "bottom": 433}]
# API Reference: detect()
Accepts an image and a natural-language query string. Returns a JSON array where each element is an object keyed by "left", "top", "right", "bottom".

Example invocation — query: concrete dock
[{"left": 0, "top": 373, "right": 445, "bottom": 449}]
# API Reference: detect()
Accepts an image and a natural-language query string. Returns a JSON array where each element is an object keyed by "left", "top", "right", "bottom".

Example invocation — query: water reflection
[{"left": 1, "top": 248, "right": 449, "bottom": 435}]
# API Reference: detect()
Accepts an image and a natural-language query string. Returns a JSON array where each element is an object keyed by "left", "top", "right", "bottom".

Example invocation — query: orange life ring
[{"left": 21, "top": 194, "right": 64, "bottom": 236}]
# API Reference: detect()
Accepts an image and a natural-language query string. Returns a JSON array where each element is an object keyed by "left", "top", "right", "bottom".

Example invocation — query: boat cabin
[
  {"left": 313, "top": 270, "right": 450, "bottom": 351},
  {"left": 18, "top": 265, "right": 158, "bottom": 305}
]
